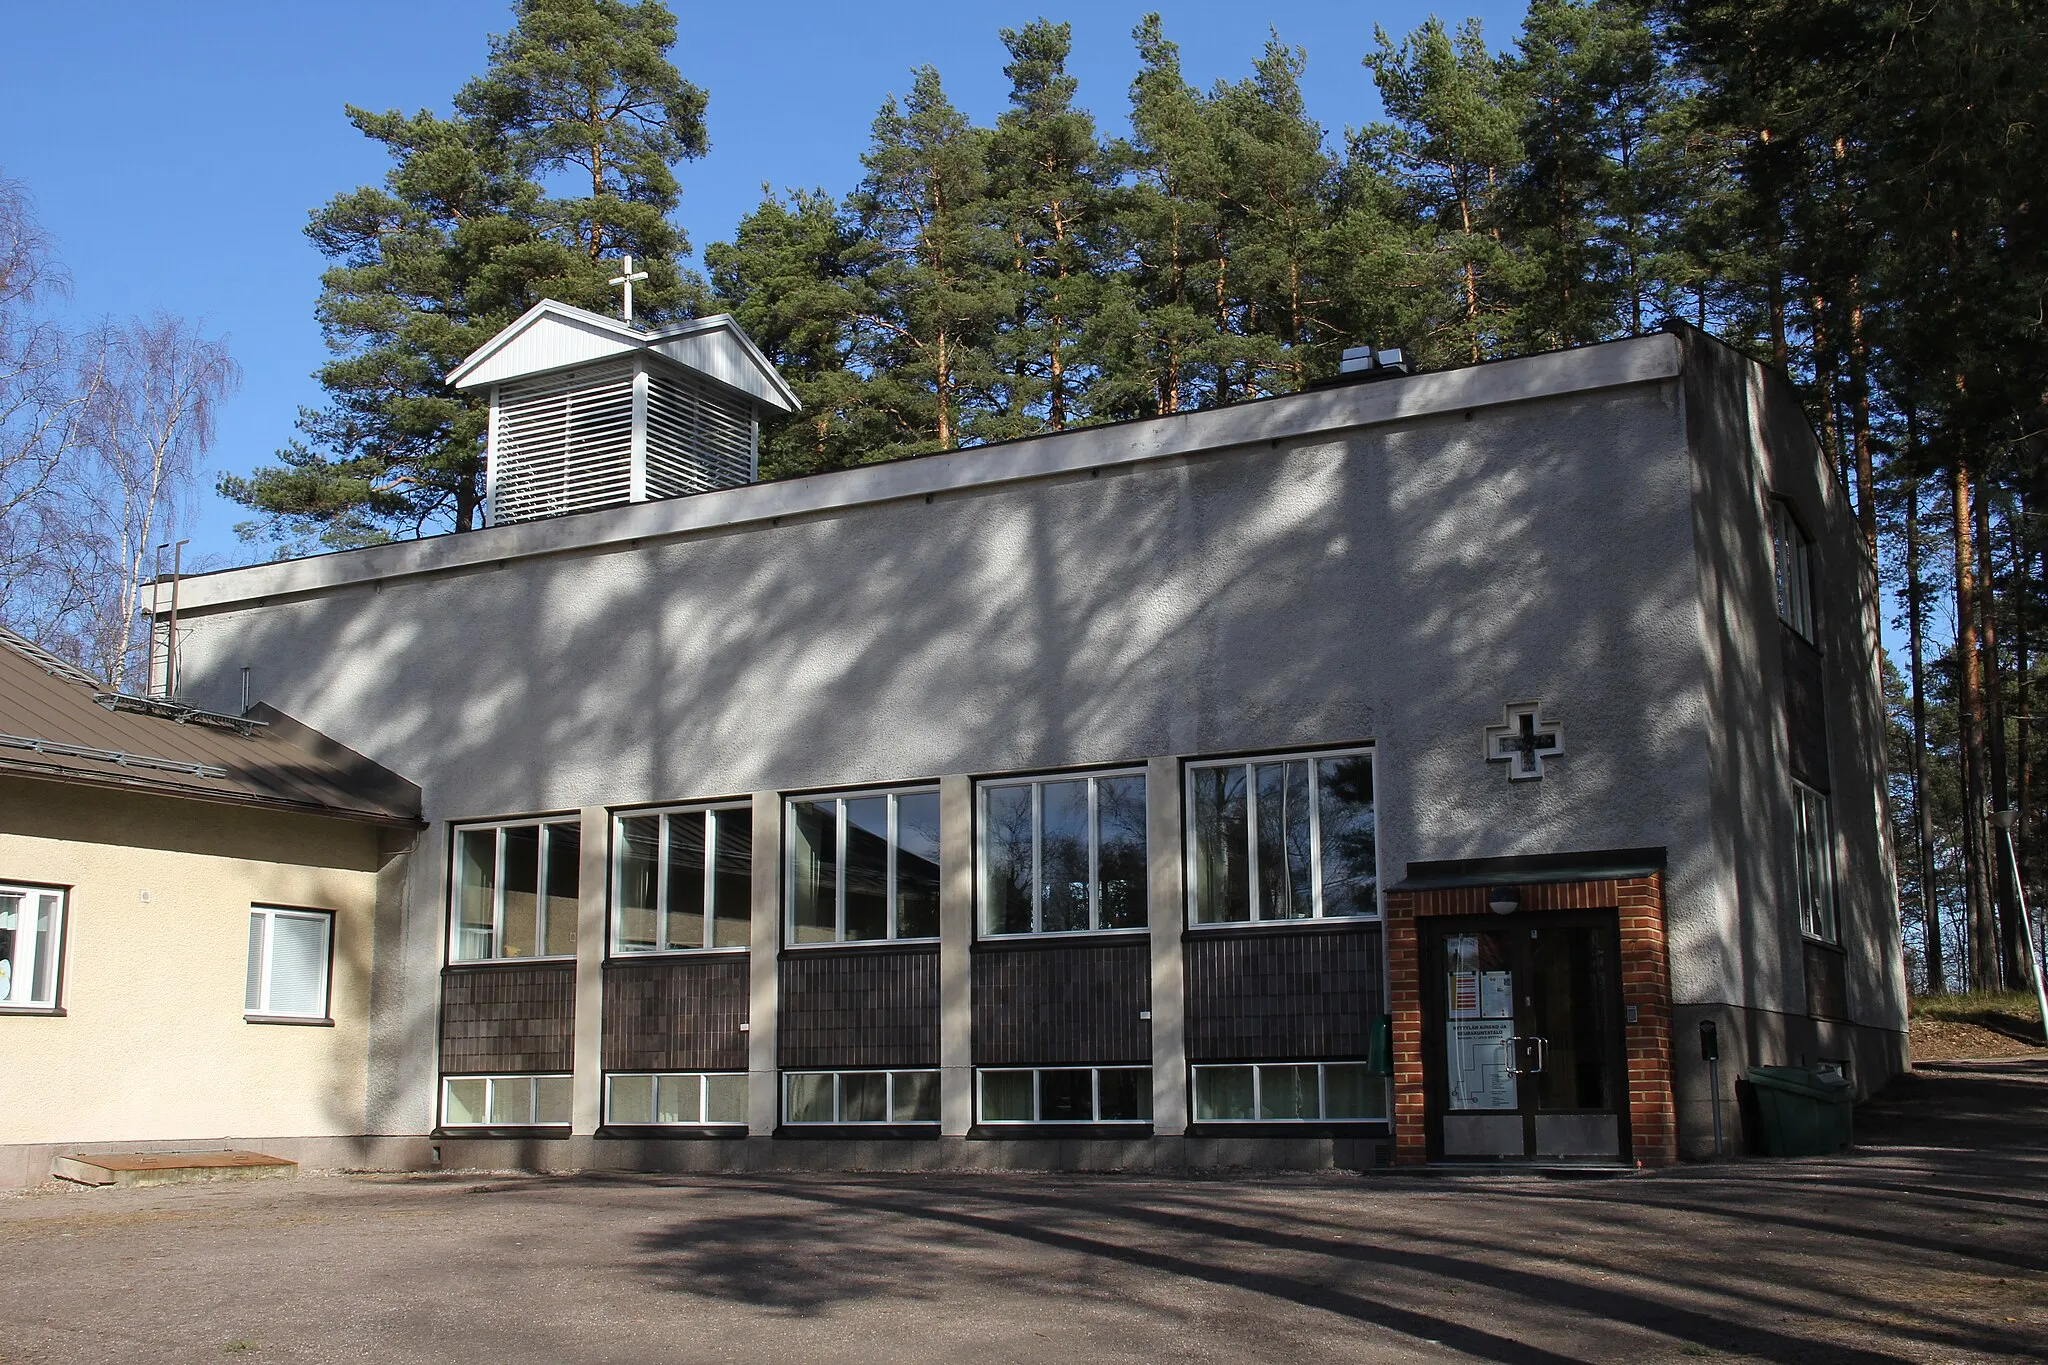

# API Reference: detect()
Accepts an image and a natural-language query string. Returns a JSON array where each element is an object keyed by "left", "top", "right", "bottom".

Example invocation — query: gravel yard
[{"left": 1, "top": 1059, "right": 2042, "bottom": 1365}]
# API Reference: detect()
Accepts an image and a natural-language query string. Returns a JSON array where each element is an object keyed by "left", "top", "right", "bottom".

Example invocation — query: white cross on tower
[
  {"left": 608, "top": 254, "right": 650, "bottom": 323},
  {"left": 1484, "top": 701, "right": 1565, "bottom": 781}
]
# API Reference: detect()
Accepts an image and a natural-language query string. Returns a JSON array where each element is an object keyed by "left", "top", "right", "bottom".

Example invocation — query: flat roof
[{"left": 173, "top": 331, "right": 1682, "bottom": 615}]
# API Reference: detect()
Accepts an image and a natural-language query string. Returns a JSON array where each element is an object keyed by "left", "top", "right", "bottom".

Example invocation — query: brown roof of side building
[{"left": 0, "top": 627, "right": 420, "bottom": 827}]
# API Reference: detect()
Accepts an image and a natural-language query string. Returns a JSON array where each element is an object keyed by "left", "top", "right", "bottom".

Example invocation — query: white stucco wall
[
  {"left": 170, "top": 336, "right": 1766, "bottom": 1136},
  {"left": 0, "top": 776, "right": 388, "bottom": 1147}
]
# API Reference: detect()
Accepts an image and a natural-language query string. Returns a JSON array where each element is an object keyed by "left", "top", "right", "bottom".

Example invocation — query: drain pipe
[{"left": 1990, "top": 810, "right": 2048, "bottom": 1044}]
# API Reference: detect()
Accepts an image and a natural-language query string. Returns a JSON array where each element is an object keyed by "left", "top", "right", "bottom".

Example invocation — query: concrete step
[{"left": 51, "top": 1150, "right": 297, "bottom": 1188}]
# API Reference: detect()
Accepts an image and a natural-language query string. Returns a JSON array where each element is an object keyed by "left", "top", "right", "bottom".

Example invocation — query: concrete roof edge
[{"left": 176, "top": 333, "right": 1680, "bottom": 613}]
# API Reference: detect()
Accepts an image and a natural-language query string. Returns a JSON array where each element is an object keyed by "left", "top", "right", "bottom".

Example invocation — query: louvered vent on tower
[
  {"left": 646, "top": 370, "right": 755, "bottom": 497},
  {"left": 490, "top": 361, "right": 636, "bottom": 524},
  {"left": 449, "top": 299, "right": 797, "bottom": 529}
]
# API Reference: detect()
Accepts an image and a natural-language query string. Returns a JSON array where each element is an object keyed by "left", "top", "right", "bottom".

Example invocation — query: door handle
[{"left": 1530, "top": 1036, "right": 1549, "bottom": 1074}]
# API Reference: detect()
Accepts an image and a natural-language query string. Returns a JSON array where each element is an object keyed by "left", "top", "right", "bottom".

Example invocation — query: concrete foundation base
[{"left": 4, "top": 1132, "right": 1395, "bottom": 1187}]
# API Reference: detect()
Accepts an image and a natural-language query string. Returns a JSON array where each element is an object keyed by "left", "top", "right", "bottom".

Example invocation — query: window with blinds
[
  {"left": 490, "top": 362, "right": 637, "bottom": 524},
  {"left": 245, "top": 906, "right": 333, "bottom": 1020},
  {"left": 646, "top": 370, "right": 755, "bottom": 496}
]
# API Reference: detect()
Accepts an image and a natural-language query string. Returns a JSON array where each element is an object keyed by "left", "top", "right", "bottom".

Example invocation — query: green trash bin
[{"left": 1746, "top": 1065, "right": 1854, "bottom": 1156}]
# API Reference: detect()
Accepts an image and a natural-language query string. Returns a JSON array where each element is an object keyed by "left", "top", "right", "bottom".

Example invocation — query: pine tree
[
  {"left": 1098, "top": 13, "right": 1222, "bottom": 418},
  {"left": 218, "top": 108, "right": 557, "bottom": 545},
  {"left": 1364, "top": 17, "right": 1525, "bottom": 364},
  {"left": 1207, "top": 34, "right": 1341, "bottom": 395},
  {"left": 223, "top": 0, "right": 708, "bottom": 548},
  {"left": 706, "top": 188, "right": 877, "bottom": 476},
  {"left": 986, "top": 21, "right": 1115, "bottom": 434},
  {"left": 454, "top": 0, "right": 708, "bottom": 316},
  {"left": 847, "top": 67, "right": 1012, "bottom": 453}
]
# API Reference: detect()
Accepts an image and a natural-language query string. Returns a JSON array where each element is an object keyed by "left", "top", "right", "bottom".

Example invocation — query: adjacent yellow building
[{"left": 0, "top": 629, "right": 417, "bottom": 1185}]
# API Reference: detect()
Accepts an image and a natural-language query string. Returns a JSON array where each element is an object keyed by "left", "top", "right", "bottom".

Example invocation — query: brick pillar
[
  {"left": 1619, "top": 872, "right": 1676, "bottom": 1165},
  {"left": 1385, "top": 890, "right": 1426, "bottom": 1164}
]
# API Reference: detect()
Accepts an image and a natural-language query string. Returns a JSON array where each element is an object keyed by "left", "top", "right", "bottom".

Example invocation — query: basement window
[
  {"left": 783, "top": 1069, "right": 939, "bottom": 1125},
  {"left": 614, "top": 804, "right": 753, "bottom": 954},
  {"left": 450, "top": 819, "right": 581, "bottom": 962},
  {"left": 605, "top": 1072, "right": 748, "bottom": 1127},
  {"left": 0, "top": 881, "right": 65, "bottom": 1010},
  {"left": 976, "top": 1067, "right": 1153, "bottom": 1124},
  {"left": 441, "top": 1074, "right": 571, "bottom": 1128},
  {"left": 1192, "top": 1062, "right": 1388, "bottom": 1122}
]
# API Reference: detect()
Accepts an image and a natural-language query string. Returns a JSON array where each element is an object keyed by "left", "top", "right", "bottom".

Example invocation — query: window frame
[
  {"left": 244, "top": 904, "right": 335, "bottom": 1023},
  {"left": 439, "top": 1073, "right": 573, "bottom": 1130},
  {"left": 1771, "top": 498, "right": 1818, "bottom": 643},
  {"left": 602, "top": 1070, "right": 749, "bottom": 1128},
  {"left": 1190, "top": 1061, "right": 1391, "bottom": 1124},
  {"left": 977, "top": 767, "right": 1149, "bottom": 939},
  {"left": 0, "top": 879, "right": 67, "bottom": 1013},
  {"left": 447, "top": 816, "right": 582, "bottom": 964},
  {"left": 974, "top": 1066, "right": 1154, "bottom": 1125},
  {"left": 1182, "top": 746, "right": 1381, "bottom": 928},
  {"left": 1793, "top": 780, "right": 1840, "bottom": 943},
  {"left": 610, "top": 801, "right": 754, "bottom": 958},
  {"left": 780, "top": 1069, "right": 941, "bottom": 1126},
  {"left": 782, "top": 786, "right": 942, "bottom": 946}
]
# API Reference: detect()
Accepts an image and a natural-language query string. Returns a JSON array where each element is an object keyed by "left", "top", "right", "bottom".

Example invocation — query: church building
[{"left": 10, "top": 295, "right": 1903, "bottom": 1176}]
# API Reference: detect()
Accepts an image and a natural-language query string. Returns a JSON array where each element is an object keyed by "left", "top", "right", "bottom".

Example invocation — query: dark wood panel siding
[
  {"left": 440, "top": 963, "right": 576, "bottom": 1074},
  {"left": 1804, "top": 939, "right": 1849, "bottom": 1022},
  {"left": 779, "top": 949, "right": 939, "bottom": 1069},
  {"left": 603, "top": 956, "right": 749, "bottom": 1072},
  {"left": 1782, "top": 624, "right": 1830, "bottom": 790},
  {"left": 1185, "top": 925, "right": 1384, "bottom": 1061},
  {"left": 972, "top": 939, "right": 1151, "bottom": 1066}
]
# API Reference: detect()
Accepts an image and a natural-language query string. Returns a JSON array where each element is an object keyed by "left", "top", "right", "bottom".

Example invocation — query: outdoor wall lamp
[{"left": 1488, "top": 886, "right": 1522, "bottom": 915}]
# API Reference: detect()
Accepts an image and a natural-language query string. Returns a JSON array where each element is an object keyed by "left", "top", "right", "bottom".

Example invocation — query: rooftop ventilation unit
[{"left": 446, "top": 300, "right": 801, "bottom": 528}]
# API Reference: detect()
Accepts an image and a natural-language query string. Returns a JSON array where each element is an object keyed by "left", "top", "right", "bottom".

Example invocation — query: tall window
[
  {"left": 614, "top": 804, "right": 752, "bottom": 953},
  {"left": 981, "top": 771, "right": 1146, "bottom": 936},
  {"left": 1771, "top": 499, "right": 1817, "bottom": 641},
  {"left": 0, "top": 882, "right": 65, "bottom": 1010},
  {"left": 1187, "top": 749, "right": 1378, "bottom": 925},
  {"left": 1794, "top": 782, "right": 1838, "bottom": 942},
  {"left": 451, "top": 819, "right": 581, "bottom": 962},
  {"left": 245, "top": 907, "right": 332, "bottom": 1020},
  {"left": 786, "top": 790, "right": 940, "bottom": 944}
]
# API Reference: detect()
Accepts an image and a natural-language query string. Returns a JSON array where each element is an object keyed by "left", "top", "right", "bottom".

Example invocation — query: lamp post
[{"left": 1989, "top": 809, "right": 2048, "bottom": 1044}]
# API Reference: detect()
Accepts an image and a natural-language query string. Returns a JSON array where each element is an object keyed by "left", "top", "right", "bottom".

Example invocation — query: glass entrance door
[{"left": 1426, "top": 913, "right": 1627, "bottom": 1163}]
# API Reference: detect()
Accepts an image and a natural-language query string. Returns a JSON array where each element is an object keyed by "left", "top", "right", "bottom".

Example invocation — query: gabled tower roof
[{"left": 445, "top": 299, "right": 801, "bottom": 412}]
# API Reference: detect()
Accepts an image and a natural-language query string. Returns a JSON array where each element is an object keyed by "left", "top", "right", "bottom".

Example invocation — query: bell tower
[{"left": 445, "top": 297, "right": 800, "bottom": 527}]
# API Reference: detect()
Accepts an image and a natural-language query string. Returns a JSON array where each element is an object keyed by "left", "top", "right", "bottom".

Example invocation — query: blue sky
[{"left": 3, "top": 1, "right": 1530, "bottom": 567}]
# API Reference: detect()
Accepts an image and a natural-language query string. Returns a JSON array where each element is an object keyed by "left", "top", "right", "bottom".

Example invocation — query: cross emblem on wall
[{"left": 1484, "top": 702, "right": 1565, "bottom": 781}]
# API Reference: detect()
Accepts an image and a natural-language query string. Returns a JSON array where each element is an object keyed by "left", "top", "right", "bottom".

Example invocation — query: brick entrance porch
[{"left": 1385, "top": 855, "right": 1675, "bottom": 1167}]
